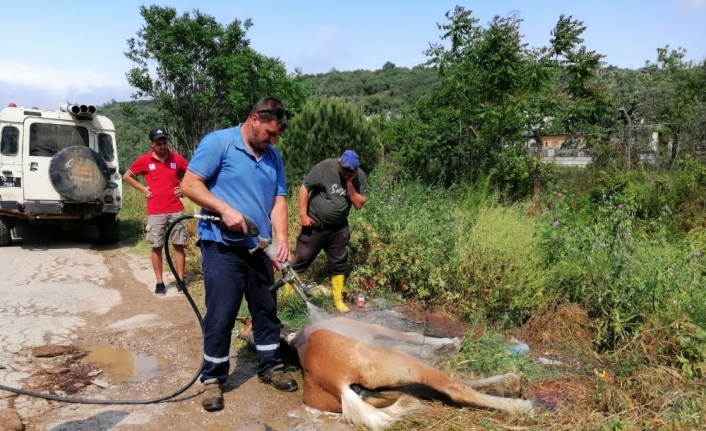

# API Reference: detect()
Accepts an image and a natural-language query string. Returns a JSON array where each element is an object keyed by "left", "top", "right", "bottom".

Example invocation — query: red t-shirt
[{"left": 128, "top": 151, "right": 189, "bottom": 215}]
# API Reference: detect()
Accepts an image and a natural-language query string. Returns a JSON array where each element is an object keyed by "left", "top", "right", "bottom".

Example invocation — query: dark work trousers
[
  {"left": 199, "top": 240, "right": 282, "bottom": 383},
  {"left": 290, "top": 223, "right": 350, "bottom": 275}
]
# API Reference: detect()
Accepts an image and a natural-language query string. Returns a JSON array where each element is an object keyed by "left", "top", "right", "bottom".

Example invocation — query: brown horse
[{"left": 238, "top": 315, "right": 534, "bottom": 430}]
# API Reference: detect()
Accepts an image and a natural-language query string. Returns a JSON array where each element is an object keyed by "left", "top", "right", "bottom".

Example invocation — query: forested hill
[
  {"left": 299, "top": 61, "right": 439, "bottom": 115},
  {"left": 98, "top": 63, "right": 439, "bottom": 165},
  {"left": 102, "top": 62, "right": 440, "bottom": 118}
]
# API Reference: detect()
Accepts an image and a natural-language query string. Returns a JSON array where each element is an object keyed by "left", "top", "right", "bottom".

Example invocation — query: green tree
[
  {"left": 381, "top": 7, "right": 613, "bottom": 201},
  {"left": 641, "top": 47, "right": 706, "bottom": 166},
  {"left": 522, "top": 14, "right": 613, "bottom": 207},
  {"left": 124, "top": 5, "right": 307, "bottom": 157},
  {"left": 278, "top": 98, "right": 381, "bottom": 187},
  {"left": 388, "top": 7, "right": 534, "bottom": 189},
  {"left": 422, "top": 6, "right": 482, "bottom": 185},
  {"left": 598, "top": 66, "right": 646, "bottom": 168},
  {"left": 600, "top": 50, "right": 706, "bottom": 169}
]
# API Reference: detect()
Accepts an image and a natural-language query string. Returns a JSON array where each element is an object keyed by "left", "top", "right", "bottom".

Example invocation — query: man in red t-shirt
[{"left": 123, "top": 127, "right": 189, "bottom": 295}]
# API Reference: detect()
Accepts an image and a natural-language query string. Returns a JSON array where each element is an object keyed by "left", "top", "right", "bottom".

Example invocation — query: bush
[
  {"left": 538, "top": 190, "right": 706, "bottom": 352},
  {"left": 347, "top": 173, "right": 465, "bottom": 300},
  {"left": 454, "top": 203, "right": 552, "bottom": 326}
]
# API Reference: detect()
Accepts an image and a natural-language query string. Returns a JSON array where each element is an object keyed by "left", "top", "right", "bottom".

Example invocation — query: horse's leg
[
  {"left": 359, "top": 322, "right": 462, "bottom": 358},
  {"left": 461, "top": 373, "right": 524, "bottom": 398},
  {"left": 311, "top": 317, "right": 460, "bottom": 353},
  {"left": 365, "top": 322, "right": 460, "bottom": 349},
  {"left": 384, "top": 342, "right": 457, "bottom": 360},
  {"left": 321, "top": 317, "right": 428, "bottom": 344},
  {"left": 362, "top": 348, "right": 532, "bottom": 414}
]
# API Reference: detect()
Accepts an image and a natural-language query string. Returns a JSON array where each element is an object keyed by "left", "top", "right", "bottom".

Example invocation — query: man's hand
[
  {"left": 274, "top": 240, "right": 291, "bottom": 262},
  {"left": 299, "top": 214, "right": 316, "bottom": 227},
  {"left": 344, "top": 172, "right": 367, "bottom": 210},
  {"left": 144, "top": 187, "right": 153, "bottom": 199},
  {"left": 344, "top": 170, "right": 359, "bottom": 182},
  {"left": 174, "top": 186, "right": 184, "bottom": 198},
  {"left": 221, "top": 207, "right": 249, "bottom": 235}
]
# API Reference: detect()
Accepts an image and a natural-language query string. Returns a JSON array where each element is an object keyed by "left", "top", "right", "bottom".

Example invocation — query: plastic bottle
[
  {"left": 355, "top": 293, "right": 365, "bottom": 309},
  {"left": 505, "top": 337, "right": 530, "bottom": 356}
]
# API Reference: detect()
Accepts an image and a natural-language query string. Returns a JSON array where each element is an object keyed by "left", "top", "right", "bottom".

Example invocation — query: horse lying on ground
[{"left": 237, "top": 315, "right": 535, "bottom": 430}]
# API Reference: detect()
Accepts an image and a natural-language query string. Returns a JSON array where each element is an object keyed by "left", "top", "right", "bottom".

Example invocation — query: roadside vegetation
[{"left": 115, "top": 4, "right": 706, "bottom": 430}]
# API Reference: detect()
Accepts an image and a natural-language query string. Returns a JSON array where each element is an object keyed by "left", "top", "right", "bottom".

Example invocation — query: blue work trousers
[{"left": 199, "top": 240, "right": 282, "bottom": 383}]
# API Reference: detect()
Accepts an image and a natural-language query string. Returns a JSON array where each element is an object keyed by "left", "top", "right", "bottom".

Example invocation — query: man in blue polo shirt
[{"left": 181, "top": 97, "right": 295, "bottom": 412}]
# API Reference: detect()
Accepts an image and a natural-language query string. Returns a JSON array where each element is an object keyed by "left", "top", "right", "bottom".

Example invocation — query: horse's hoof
[{"left": 432, "top": 343, "right": 459, "bottom": 356}]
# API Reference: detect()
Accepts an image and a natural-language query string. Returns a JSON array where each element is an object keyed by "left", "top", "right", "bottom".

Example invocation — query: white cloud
[
  {"left": 678, "top": 0, "right": 706, "bottom": 10},
  {"left": 0, "top": 60, "right": 121, "bottom": 95},
  {"left": 0, "top": 60, "right": 132, "bottom": 109}
]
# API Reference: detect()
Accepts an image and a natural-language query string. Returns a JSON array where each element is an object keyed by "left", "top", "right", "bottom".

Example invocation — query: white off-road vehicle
[{"left": 0, "top": 102, "right": 122, "bottom": 245}]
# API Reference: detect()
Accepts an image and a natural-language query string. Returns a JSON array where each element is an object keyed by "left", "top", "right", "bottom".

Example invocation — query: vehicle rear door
[
  {"left": 0, "top": 123, "right": 23, "bottom": 202},
  {"left": 22, "top": 118, "right": 92, "bottom": 201}
]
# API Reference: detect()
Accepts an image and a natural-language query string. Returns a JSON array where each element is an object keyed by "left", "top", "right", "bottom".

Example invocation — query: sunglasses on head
[{"left": 256, "top": 108, "right": 291, "bottom": 121}]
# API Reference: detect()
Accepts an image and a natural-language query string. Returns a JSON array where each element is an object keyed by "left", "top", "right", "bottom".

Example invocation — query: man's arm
[
  {"left": 298, "top": 185, "right": 315, "bottom": 227},
  {"left": 270, "top": 195, "right": 291, "bottom": 261},
  {"left": 122, "top": 171, "right": 152, "bottom": 199},
  {"left": 174, "top": 154, "right": 189, "bottom": 198},
  {"left": 181, "top": 170, "right": 249, "bottom": 233},
  {"left": 346, "top": 177, "right": 367, "bottom": 209}
]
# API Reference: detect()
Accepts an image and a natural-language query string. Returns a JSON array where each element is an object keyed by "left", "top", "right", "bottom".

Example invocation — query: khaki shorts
[{"left": 146, "top": 212, "right": 187, "bottom": 248}]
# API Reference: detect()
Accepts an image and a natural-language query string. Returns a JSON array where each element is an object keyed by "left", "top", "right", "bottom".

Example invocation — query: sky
[{"left": 1, "top": 0, "right": 705, "bottom": 111}]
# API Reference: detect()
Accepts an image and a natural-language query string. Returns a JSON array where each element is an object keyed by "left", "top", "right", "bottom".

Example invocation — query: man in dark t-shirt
[{"left": 288, "top": 150, "right": 368, "bottom": 312}]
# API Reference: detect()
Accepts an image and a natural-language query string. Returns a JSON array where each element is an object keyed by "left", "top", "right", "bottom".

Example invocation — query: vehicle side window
[
  {"left": 1, "top": 126, "right": 19, "bottom": 155},
  {"left": 98, "top": 133, "right": 115, "bottom": 161},
  {"left": 29, "top": 123, "right": 89, "bottom": 157}
]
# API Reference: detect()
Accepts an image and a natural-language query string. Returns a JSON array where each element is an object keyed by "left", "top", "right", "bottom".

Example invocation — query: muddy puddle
[{"left": 83, "top": 345, "right": 165, "bottom": 382}]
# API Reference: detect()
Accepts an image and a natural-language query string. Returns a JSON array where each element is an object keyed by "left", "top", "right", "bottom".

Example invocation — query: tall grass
[
  {"left": 345, "top": 166, "right": 551, "bottom": 325},
  {"left": 454, "top": 204, "right": 552, "bottom": 326}
]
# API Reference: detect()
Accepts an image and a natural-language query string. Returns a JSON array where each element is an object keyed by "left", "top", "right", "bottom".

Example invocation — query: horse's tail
[{"left": 340, "top": 385, "right": 422, "bottom": 431}]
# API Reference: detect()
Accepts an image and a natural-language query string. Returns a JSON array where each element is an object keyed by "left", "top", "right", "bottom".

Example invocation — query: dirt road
[{"left": 0, "top": 225, "right": 353, "bottom": 431}]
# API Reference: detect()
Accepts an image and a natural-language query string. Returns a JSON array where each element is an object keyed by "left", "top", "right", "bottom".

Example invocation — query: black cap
[{"left": 149, "top": 127, "right": 169, "bottom": 141}]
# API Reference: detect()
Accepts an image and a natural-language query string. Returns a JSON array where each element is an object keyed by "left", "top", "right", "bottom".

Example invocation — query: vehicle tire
[
  {"left": 97, "top": 214, "right": 120, "bottom": 244},
  {"left": 49, "top": 146, "right": 110, "bottom": 202},
  {"left": 0, "top": 216, "right": 11, "bottom": 246}
]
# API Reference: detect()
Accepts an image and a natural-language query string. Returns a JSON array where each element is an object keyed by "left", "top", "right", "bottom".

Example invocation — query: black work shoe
[
  {"left": 258, "top": 369, "right": 298, "bottom": 392},
  {"left": 176, "top": 280, "right": 186, "bottom": 293},
  {"left": 201, "top": 378, "right": 224, "bottom": 412},
  {"left": 154, "top": 282, "right": 166, "bottom": 295}
]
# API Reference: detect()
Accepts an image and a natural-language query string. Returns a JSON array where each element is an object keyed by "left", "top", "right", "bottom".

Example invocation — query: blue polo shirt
[{"left": 187, "top": 125, "right": 287, "bottom": 248}]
